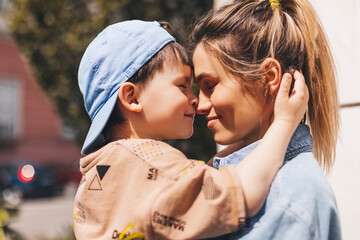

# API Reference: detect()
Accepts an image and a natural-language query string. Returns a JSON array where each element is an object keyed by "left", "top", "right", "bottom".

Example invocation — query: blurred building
[{"left": 0, "top": 13, "right": 81, "bottom": 167}]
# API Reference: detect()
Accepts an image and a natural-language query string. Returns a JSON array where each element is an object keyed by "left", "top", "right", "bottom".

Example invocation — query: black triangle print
[
  {"left": 97, "top": 165, "right": 110, "bottom": 181},
  {"left": 88, "top": 175, "right": 102, "bottom": 191}
]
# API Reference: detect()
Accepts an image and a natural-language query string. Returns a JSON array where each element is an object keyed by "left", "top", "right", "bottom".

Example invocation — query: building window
[
  {"left": 61, "top": 123, "right": 77, "bottom": 141},
  {"left": 0, "top": 0, "right": 8, "bottom": 12},
  {"left": 0, "top": 78, "right": 21, "bottom": 140}
]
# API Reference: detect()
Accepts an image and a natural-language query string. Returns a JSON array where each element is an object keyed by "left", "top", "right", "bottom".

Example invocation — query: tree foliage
[{"left": 5, "top": 0, "right": 216, "bottom": 160}]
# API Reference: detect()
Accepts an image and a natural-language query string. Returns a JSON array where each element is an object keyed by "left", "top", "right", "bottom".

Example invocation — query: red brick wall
[{"left": 0, "top": 35, "right": 81, "bottom": 166}]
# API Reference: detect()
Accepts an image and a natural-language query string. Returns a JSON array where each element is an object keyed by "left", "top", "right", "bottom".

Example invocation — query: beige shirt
[{"left": 73, "top": 139, "right": 245, "bottom": 239}]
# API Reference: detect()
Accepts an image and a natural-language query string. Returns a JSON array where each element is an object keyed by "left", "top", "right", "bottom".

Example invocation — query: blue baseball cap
[{"left": 78, "top": 20, "right": 175, "bottom": 155}]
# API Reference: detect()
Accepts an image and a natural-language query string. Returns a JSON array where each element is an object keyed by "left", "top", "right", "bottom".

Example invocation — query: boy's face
[{"left": 137, "top": 62, "right": 198, "bottom": 140}]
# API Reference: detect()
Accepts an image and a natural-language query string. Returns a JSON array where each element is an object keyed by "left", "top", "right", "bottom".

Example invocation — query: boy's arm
[{"left": 235, "top": 71, "right": 308, "bottom": 216}]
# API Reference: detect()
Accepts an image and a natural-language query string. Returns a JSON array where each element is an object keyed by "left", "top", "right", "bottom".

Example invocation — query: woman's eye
[
  {"left": 207, "top": 83, "right": 216, "bottom": 91},
  {"left": 178, "top": 84, "right": 187, "bottom": 89}
]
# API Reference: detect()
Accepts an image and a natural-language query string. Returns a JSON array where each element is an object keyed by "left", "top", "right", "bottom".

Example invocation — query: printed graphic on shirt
[
  {"left": 238, "top": 217, "right": 246, "bottom": 230},
  {"left": 124, "top": 140, "right": 164, "bottom": 161},
  {"left": 181, "top": 160, "right": 203, "bottom": 174},
  {"left": 112, "top": 222, "right": 144, "bottom": 240},
  {"left": 203, "top": 176, "right": 222, "bottom": 200},
  {"left": 88, "top": 175, "right": 102, "bottom": 191},
  {"left": 73, "top": 202, "right": 86, "bottom": 228},
  {"left": 147, "top": 168, "right": 158, "bottom": 180},
  {"left": 88, "top": 165, "right": 110, "bottom": 191},
  {"left": 97, "top": 165, "right": 110, "bottom": 180},
  {"left": 152, "top": 211, "right": 186, "bottom": 231}
]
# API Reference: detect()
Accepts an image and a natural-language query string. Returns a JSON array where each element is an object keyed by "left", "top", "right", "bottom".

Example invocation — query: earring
[
  {"left": 267, "top": 94, "right": 274, "bottom": 104},
  {"left": 264, "top": 89, "right": 274, "bottom": 104}
]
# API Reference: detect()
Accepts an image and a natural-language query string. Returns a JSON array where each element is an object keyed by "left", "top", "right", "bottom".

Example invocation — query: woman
[{"left": 191, "top": 0, "right": 341, "bottom": 239}]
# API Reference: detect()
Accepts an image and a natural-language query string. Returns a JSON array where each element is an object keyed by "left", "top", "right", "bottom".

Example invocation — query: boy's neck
[
  {"left": 108, "top": 122, "right": 141, "bottom": 141},
  {"left": 108, "top": 120, "right": 163, "bottom": 141}
]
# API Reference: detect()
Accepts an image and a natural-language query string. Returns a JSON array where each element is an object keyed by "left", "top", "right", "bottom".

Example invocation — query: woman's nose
[{"left": 196, "top": 91, "right": 211, "bottom": 115}]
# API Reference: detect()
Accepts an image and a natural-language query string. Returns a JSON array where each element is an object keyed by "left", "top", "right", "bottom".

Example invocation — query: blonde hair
[{"left": 191, "top": 0, "right": 339, "bottom": 172}]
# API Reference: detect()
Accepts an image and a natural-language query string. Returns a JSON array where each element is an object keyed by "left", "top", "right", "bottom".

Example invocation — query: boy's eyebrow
[{"left": 174, "top": 75, "right": 192, "bottom": 84}]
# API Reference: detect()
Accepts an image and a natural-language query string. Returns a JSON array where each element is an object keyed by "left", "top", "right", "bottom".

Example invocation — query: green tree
[{"left": 5, "top": 0, "right": 216, "bottom": 160}]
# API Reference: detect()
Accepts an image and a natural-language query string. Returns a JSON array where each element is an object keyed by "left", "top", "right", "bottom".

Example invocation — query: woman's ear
[
  {"left": 261, "top": 58, "right": 282, "bottom": 94},
  {"left": 118, "top": 82, "right": 142, "bottom": 112}
]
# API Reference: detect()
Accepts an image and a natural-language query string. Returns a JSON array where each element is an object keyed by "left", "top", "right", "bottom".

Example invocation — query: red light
[{"left": 18, "top": 165, "right": 35, "bottom": 183}]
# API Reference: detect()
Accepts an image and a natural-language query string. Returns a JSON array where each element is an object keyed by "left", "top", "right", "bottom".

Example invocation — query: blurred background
[{"left": 0, "top": 0, "right": 358, "bottom": 239}]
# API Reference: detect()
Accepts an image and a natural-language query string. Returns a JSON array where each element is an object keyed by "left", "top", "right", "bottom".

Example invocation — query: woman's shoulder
[
  {"left": 260, "top": 152, "right": 341, "bottom": 236},
  {"left": 272, "top": 151, "right": 338, "bottom": 208},
  {"left": 281, "top": 152, "right": 327, "bottom": 181}
]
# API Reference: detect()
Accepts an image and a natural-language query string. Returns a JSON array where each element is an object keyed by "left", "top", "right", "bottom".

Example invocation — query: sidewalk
[{"left": 9, "top": 184, "right": 77, "bottom": 240}]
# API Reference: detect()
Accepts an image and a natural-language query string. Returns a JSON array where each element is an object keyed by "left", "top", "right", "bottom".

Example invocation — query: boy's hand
[
  {"left": 236, "top": 71, "right": 308, "bottom": 216},
  {"left": 274, "top": 71, "right": 309, "bottom": 126}
]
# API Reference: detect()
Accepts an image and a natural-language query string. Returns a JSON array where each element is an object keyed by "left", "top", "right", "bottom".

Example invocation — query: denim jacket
[{"left": 213, "top": 124, "right": 342, "bottom": 240}]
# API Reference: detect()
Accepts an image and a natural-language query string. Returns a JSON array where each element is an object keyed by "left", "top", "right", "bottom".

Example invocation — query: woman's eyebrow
[{"left": 195, "top": 73, "right": 216, "bottom": 84}]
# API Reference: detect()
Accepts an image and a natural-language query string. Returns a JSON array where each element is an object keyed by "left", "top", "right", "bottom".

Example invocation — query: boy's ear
[
  {"left": 261, "top": 58, "right": 282, "bottom": 94},
  {"left": 118, "top": 82, "right": 142, "bottom": 112}
]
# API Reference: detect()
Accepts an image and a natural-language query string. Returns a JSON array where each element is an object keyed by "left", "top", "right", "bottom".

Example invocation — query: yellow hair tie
[{"left": 269, "top": 0, "right": 280, "bottom": 7}]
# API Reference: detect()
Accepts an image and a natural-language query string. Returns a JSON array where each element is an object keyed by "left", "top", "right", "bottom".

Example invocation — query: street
[{"left": 8, "top": 184, "right": 76, "bottom": 240}]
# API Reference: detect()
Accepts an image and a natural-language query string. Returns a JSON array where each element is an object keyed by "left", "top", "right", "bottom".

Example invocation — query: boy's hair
[
  {"left": 191, "top": 0, "right": 339, "bottom": 172},
  {"left": 103, "top": 40, "right": 191, "bottom": 140},
  {"left": 78, "top": 20, "right": 176, "bottom": 155},
  {"left": 129, "top": 42, "right": 191, "bottom": 87}
]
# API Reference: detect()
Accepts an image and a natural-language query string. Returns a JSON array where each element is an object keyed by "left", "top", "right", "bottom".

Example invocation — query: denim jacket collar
[{"left": 213, "top": 124, "right": 313, "bottom": 169}]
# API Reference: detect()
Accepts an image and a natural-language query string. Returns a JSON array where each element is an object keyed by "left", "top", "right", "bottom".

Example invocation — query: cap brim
[{"left": 81, "top": 91, "right": 119, "bottom": 155}]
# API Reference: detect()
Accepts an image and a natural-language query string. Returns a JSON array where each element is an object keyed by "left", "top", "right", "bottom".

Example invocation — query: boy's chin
[
  {"left": 164, "top": 131, "right": 194, "bottom": 140},
  {"left": 181, "top": 130, "right": 194, "bottom": 139}
]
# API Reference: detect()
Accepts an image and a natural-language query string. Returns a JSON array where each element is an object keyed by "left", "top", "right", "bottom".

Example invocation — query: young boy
[{"left": 74, "top": 20, "right": 308, "bottom": 239}]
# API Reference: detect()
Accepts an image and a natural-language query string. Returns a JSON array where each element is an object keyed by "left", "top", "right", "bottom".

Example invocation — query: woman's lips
[{"left": 206, "top": 116, "right": 221, "bottom": 128}]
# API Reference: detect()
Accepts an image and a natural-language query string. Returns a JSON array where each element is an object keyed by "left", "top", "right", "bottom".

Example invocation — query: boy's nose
[
  {"left": 196, "top": 91, "right": 211, "bottom": 115},
  {"left": 190, "top": 93, "right": 198, "bottom": 107}
]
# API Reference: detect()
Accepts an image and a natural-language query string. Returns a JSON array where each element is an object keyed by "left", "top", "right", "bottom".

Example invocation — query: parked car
[{"left": 0, "top": 163, "right": 60, "bottom": 199}]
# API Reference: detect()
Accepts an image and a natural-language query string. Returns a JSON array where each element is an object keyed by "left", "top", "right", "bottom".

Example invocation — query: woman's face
[{"left": 193, "top": 44, "right": 270, "bottom": 146}]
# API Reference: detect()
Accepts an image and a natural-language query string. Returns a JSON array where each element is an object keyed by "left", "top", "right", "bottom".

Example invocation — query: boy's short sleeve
[{"left": 151, "top": 161, "right": 246, "bottom": 239}]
